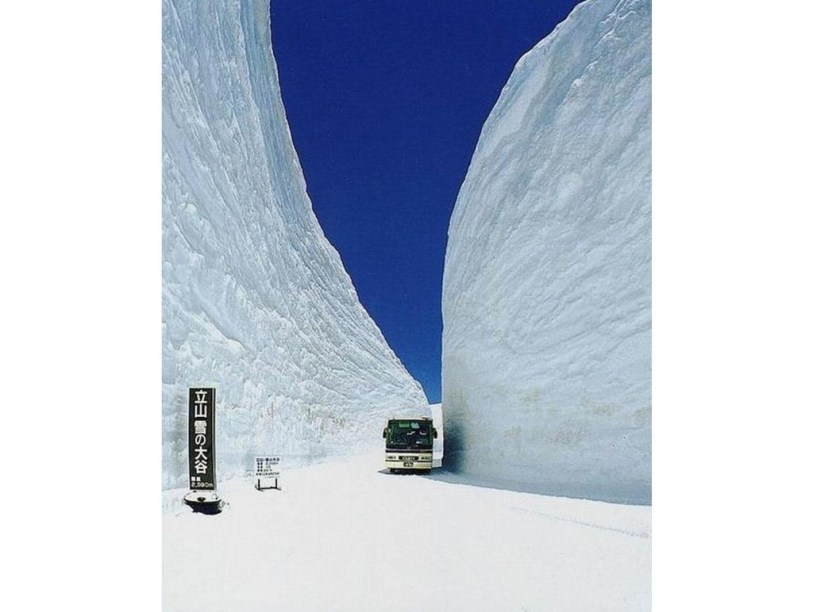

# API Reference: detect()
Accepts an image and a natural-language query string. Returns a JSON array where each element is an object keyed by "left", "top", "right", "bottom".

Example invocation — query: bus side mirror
[
  {"left": 433, "top": 428, "right": 438, "bottom": 439},
  {"left": 382, "top": 429, "right": 387, "bottom": 438}
]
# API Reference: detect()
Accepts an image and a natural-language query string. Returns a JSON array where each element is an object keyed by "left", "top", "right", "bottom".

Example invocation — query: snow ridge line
[{"left": 509, "top": 505, "right": 651, "bottom": 539}]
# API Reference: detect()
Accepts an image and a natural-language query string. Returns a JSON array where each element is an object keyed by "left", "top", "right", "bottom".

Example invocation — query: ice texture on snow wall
[
  {"left": 162, "top": 0, "right": 427, "bottom": 489},
  {"left": 442, "top": 0, "right": 651, "bottom": 504}
]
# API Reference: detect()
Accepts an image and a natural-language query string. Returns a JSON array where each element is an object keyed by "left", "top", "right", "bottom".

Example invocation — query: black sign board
[{"left": 188, "top": 387, "right": 216, "bottom": 490}]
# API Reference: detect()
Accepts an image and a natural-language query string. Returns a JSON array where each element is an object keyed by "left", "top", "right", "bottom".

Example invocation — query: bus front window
[{"left": 387, "top": 421, "right": 432, "bottom": 449}]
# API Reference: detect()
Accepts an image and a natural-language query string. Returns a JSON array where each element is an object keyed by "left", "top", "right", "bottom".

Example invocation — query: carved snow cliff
[
  {"left": 442, "top": 0, "right": 651, "bottom": 503},
  {"left": 162, "top": 0, "right": 427, "bottom": 489}
]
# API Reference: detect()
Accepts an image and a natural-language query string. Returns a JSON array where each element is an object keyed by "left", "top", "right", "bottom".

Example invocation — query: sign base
[
  {"left": 183, "top": 490, "right": 223, "bottom": 514},
  {"left": 255, "top": 477, "right": 280, "bottom": 491}
]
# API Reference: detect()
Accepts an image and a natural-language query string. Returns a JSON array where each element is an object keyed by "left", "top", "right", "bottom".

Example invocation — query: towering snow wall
[
  {"left": 442, "top": 0, "right": 650, "bottom": 504},
  {"left": 162, "top": 0, "right": 427, "bottom": 489}
]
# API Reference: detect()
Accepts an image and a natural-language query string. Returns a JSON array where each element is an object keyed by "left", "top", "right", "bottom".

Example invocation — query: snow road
[{"left": 163, "top": 453, "right": 650, "bottom": 611}]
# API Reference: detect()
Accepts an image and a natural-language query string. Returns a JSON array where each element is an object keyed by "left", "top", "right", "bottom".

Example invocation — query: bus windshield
[{"left": 386, "top": 420, "right": 432, "bottom": 449}]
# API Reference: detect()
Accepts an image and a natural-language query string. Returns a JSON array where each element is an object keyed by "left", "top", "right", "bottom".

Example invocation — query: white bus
[{"left": 383, "top": 417, "right": 438, "bottom": 473}]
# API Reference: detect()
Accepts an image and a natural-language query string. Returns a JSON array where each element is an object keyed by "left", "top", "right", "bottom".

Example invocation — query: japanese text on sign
[
  {"left": 188, "top": 387, "right": 216, "bottom": 490},
  {"left": 255, "top": 456, "right": 281, "bottom": 478}
]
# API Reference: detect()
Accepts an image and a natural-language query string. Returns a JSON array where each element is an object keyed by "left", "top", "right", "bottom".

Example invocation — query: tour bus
[{"left": 383, "top": 417, "right": 438, "bottom": 472}]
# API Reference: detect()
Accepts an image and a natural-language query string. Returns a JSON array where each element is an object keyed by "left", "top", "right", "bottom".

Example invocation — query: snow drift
[
  {"left": 162, "top": 0, "right": 427, "bottom": 489},
  {"left": 442, "top": 0, "right": 651, "bottom": 504}
]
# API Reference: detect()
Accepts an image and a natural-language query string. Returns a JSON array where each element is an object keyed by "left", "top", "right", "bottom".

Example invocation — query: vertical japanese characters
[{"left": 188, "top": 388, "right": 216, "bottom": 490}]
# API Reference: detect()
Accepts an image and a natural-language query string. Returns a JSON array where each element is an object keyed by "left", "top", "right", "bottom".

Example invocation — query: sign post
[
  {"left": 255, "top": 455, "right": 281, "bottom": 491},
  {"left": 183, "top": 387, "right": 223, "bottom": 513}
]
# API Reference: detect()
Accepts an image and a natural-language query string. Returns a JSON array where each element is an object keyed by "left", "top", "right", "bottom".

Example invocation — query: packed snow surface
[
  {"left": 163, "top": 454, "right": 650, "bottom": 611},
  {"left": 443, "top": 0, "right": 651, "bottom": 503},
  {"left": 162, "top": 0, "right": 427, "bottom": 489}
]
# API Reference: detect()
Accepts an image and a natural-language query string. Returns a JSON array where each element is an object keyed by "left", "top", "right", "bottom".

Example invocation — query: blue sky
[{"left": 271, "top": 0, "right": 581, "bottom": 403}]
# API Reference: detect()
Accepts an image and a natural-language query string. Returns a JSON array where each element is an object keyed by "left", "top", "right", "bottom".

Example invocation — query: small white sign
[{"left": 255, "top": 455, "right": 281, "bottom": 478}]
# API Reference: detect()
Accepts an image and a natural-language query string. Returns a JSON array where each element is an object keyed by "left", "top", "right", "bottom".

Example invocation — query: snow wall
[
  {"left": 162, "top": 0, "right": 428, "bottom": 490},
  {"left": 442, "top": 0, "right": 651, "bottom": 504}
]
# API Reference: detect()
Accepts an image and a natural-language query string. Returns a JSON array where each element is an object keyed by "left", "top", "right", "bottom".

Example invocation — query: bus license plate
[{"left": 403, "top": 461, "right": 414, "bottom": 467}]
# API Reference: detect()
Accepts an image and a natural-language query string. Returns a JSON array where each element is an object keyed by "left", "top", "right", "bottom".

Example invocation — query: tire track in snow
[{"left": 510, "top": 504, "right": 650, "bottom": 539}]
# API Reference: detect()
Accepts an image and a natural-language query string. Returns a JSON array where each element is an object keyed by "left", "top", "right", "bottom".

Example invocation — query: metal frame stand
[{"left": 255, "top": 477, "right": 280, "bottom": 491}]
